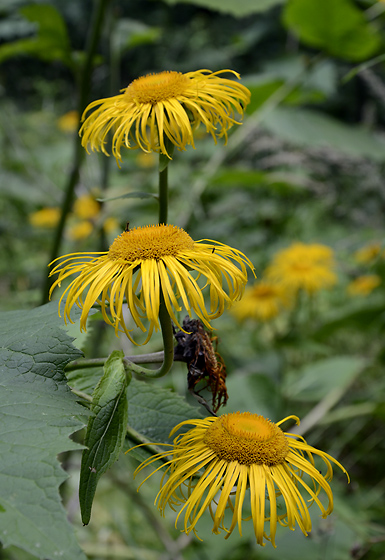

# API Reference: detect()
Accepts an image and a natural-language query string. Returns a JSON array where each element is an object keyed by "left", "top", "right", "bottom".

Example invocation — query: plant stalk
[{"left": 41, "top": 0, "right": 112, "bottom": 303}]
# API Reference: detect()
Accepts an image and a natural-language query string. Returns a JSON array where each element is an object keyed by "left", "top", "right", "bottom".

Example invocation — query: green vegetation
[{"left": 1, "top": 0, "right": 385, "bottom": 558}]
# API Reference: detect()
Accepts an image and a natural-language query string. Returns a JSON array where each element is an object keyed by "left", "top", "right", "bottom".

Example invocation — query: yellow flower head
[
  {"left": 73, "top": 194, "right": 100, "bottom": 220},
  {"left": 49, "top": 224, "right": 254, "bottom": 344},
  {"left": 347, "top": 274, "right": 381, "bottom": 296},
  {"left": 353, "top": 242, "right": 381, "bottom": 265},
  {"left": 67, "top": 220, "right": 94, "bottom": 241},
  {"left": 133, "top": 412, "right": 348, "bottom": 547},
  {"left": 29, "top": 207, "right": 61, "bottom": 229},
  {"left": 80, "top": 69, "right": 251, "bottom": 163},
  {"left": 231, "top": 280, "right": 291, "bottom": 322},
  {"left": 266, "top": 242, "right": 337, "bottom": 294},
  {"left": 103, "top": 216, "right": 120, "bottom": 234},
  {"left": 57, "top": 110, "right": 79, "bottom": 133}
]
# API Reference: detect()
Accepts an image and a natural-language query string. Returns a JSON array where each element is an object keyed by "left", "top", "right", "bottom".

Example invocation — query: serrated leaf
[
  {"left": 160, "top": 0, "right": 284, "bottom": 17},
  {"left": 0, "top": 302, "right": 87, "bottom": 560},
  {"left": 125, "top": 378, "right": 205, "bottom": 461},
  {"left": 283, "top": 0, "right": 381, "bottom": 62},
  {"left": 79, "top": 351, "right": 129, "bottom": 525}
]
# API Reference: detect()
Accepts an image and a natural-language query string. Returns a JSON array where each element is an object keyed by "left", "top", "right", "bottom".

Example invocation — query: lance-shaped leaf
[
  {"left": 79, "top": 351, "right": 130, "bottom": 525},
  {"left": 0, "top": 302, "right": 87, "bottom": 560}
]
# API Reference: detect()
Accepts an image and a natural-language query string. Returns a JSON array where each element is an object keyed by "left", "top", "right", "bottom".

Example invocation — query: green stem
[
  {"left": 65, "top": 299, "right": 175, "bottom": 379},
  {"left": 157, "top": 136, "right": 174, "bottom": 224},
  {"left": 158, "top": 164, "right": 168, "bottom": 224},
  {"left": 124, "top": 297, "right": 174, "bottom": 378},
  {"left": 41, "top": 0, "right": 112, "bottom": 304},
  {"left": 65, "top": 351, "right": 165, "bottom": 371}
]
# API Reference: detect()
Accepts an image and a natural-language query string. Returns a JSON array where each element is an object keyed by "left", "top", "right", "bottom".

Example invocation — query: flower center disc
[
  {"left": 108, "top": 224, "right": 194, "bottom": 262},
  {"left": 291, "top": 262, "right": 312, "bottom": 272},
  {"left": 125, "top": 71, "right": 189, "bottom": 105},
  {"left": 253, "top": 286, "right": 276, "bottom": 299},
  {"left": 203, "top": 412, "right": 289, "bottom": 466}
]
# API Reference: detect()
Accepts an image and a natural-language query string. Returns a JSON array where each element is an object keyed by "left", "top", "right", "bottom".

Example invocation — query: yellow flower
[
  {"left": 133, "top": 413, "right": 348, "bottom": 546},
  {"left": 347, "top": 274, "right": 381, "bottom": 296},
  {"left": 29, "top": 207, "right": 61, "bottom": 229},
  {"left": 136, "top": 152, "right": 157, "bottom": 168},
  {"left": 103, "top": 216, "right": 120, "bottom": 234},
  {"left": 231, "top": 280, "right": 291, "bottom": 322},
  {"left": 67, "top": 221, "right": 93, "bottom": 241},
  {"left": 57, "top": 110, "right": 79, "bottom": 133},
  {"left": 49, "top": 224, "right": 254, "bottom": 344},
  {"left": 73, "top": 194, "right": 100, "bottom": 220},
  {"left": 266, "top": 242, "right": 337, "bottom": 294},
  {"left": 80, "top": 69, "right": 251, "bottom": 163},
  {"left": 353, "top": 242, "right": 381, "bottom": 264}
]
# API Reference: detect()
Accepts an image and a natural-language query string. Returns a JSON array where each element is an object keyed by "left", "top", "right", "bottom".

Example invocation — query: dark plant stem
[
  {"left": 41, "top": 0, "right": 112, "bottom": 304},
  {"left": 158, "top": 164, "right": 168, "bottom": 224}
]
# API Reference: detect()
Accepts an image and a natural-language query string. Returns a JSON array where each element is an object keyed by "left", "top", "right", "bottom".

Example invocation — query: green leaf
[
  {"left": 111, "top": 19, "right": 161, "bottom": 54},
  {"left": 284, "top": 356, "right": 366, "bottom": 402},
  {"left": 0, "top": 302, "right": 87, "bottom": 560},
  {"left": 0, "top": 4, "right": 73, "bottom": 67},
  {"left": 313, "top": 297, "right": 385, "bottom": 339},
  {"left": 226, "top": 373, "right": 282, "bottom": 420},
  {"left": 125, "top": 378, "right": 204, "bottom": 461},
  {"left": 160, "top": 0, "right": 284, "bottom": 17},
  {"left": 79, "top": 351, "right": 130, "bottom": 525},
  {"left": 263, "top": 106, "right": 385, "bottom": 161},
  {"left": 283, "top": 0, "right": 381, "bottom": 61}
]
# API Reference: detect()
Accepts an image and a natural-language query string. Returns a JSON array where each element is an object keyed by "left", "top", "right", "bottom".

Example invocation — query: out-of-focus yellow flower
[
  {"left": 231, "top": 280, "right": 291, "bottom": 322},
  {"left": 67, "top": 221, "right": 93, "bottom": 241},
  {"left": 347, "top": 274, "right": 381, "bottom": 296},
  {"left": 57, "top": 110, "right": 79, "bottom": 133},
  {"left": 29, "top": 207, "right": 61, "bottom": 229},
  {"left": 80, "top": 69, "right": 251, "bottom": 164},
  {"left": 132, "top": 412, "right": 348, "bottom": 546},
  {"left": 353, "top": 242, "right": 381, "bottom": 265},
  {"left": 103, "top": 216, "right": 120, "bottom": 234},
  {"left": 49, "top": 224, "right": 254, "bottom": 344},
  {"left": 73, "top": 195, "right": 100, "bottom": 220},
  {"left": 266, "top": 242, "right": 337, "bottom": 294},
  {"left": 136, "top": 152, "right": 157, "bottom": 168}
]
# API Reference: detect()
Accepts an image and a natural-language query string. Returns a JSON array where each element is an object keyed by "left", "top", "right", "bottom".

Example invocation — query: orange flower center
[
  {"left": 290, "top": 262, "right": 312, "bottom": 272},
  {"left": 203, "top": 412, "right": 289, "bottom": 466},
  {"left": 108, "top": 224, "right": 194, "bottom": 262},
  {"left": 125, "top": 71, "right": 189, "bottom": 105},
  {"left": 252, "top": 285, "right": 278, "bottom": 299}
]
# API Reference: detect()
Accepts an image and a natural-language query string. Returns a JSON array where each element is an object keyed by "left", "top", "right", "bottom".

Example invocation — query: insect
[
  {"left": 174, "top": 317, "right": 228, "bottom": 415},
  {"left": 125, "top": 221, "right": 130, "bottom": 232}
]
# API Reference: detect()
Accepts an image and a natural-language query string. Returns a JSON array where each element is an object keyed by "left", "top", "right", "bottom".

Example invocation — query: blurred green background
[{"left": 1, "top": 0, "right": 385, "bottom": 558}]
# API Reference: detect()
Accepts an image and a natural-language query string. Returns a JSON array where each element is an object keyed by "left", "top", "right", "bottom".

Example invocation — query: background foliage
[{"left": 1, "top": 0, "right": 385, "bottom": 559}]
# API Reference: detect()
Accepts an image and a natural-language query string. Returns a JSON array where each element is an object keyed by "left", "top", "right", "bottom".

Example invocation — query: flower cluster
[
  {"left": 266, "top": 242, "right": 337, "bottom": 294},
  {"left": 49, "top": 68, "right": 349, "bottom": 549},
  {"left": 30, "top": 194, "right": 119, "bottom": 241},
  {"left": 231, "top": 242, "right": 337, "bottom": 323}
]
